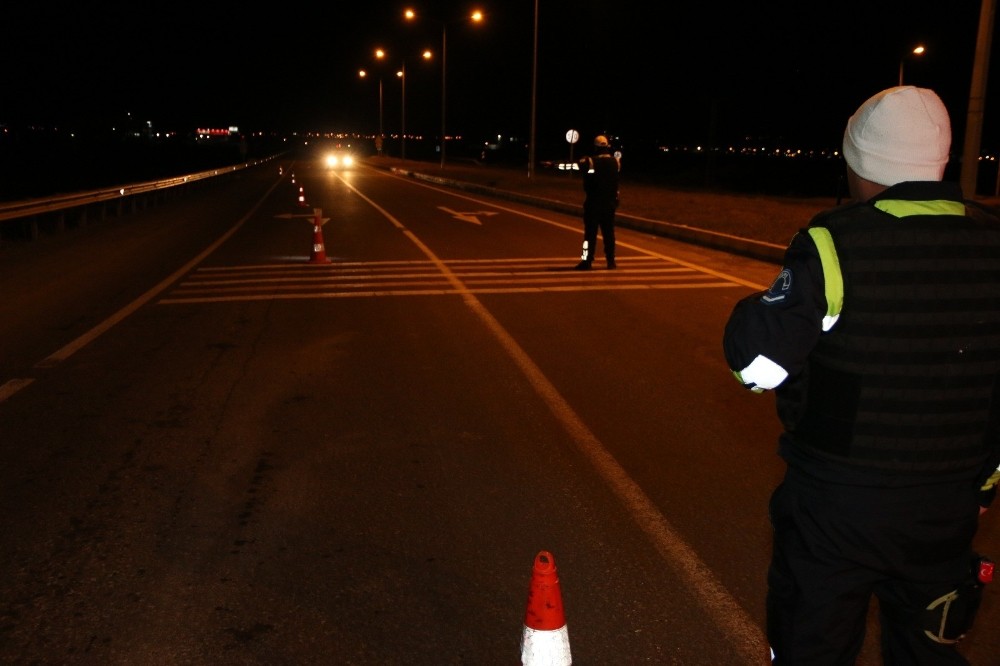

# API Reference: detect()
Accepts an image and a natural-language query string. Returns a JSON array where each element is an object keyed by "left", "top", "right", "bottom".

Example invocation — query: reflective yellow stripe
[
  {"left": 807, "top": 227, "right": 843, "bottom": 322},
  {"left": 805, "top": 200, "right": 963, "bottom": 325},
  {"left": 874, "top": 199, "right": 966, "bottom": 217},
  {"left": 980, "top": 467, "right": 1000, "bottom": 493}
]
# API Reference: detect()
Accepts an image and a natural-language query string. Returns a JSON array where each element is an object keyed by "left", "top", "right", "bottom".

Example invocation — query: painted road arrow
[{"left": 437, "top": 206, "right": 499, "bottom": 226}]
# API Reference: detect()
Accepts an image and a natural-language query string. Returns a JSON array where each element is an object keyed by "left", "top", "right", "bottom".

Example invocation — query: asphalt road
[{"left": 1, "top": 158, "right": 998, "bottom": 664}]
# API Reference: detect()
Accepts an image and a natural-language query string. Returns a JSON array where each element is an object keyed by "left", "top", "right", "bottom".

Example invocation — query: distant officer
[{"left": 574, "top": 135, "right": 620, "bottom": 270}]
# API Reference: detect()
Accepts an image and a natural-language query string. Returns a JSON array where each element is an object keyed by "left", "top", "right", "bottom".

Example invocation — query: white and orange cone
[
  {"left": 297, "top": 185, "right": 308, "bottom": 207},
  {"left": 308, "top": 208, "right": 330, "bottom": 264},
  {"left": 520, "top": 550, "right": 571, "bottom": 665}
]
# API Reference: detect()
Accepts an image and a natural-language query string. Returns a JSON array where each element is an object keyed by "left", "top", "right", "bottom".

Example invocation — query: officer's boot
[{"left": 575, "top": 241, "right": 592, "bottom": 270}]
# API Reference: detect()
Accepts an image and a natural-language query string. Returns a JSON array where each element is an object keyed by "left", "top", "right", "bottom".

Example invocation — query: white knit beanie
[{"left": 842, "top": 86, "right": 951, "bottom": 186}]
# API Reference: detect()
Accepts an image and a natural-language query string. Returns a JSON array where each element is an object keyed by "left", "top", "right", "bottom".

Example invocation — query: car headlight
[{"left": 325, "top": 154, "right": 339, "bottom": 168}]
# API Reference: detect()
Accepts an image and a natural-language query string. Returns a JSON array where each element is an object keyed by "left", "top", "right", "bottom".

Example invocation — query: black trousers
[
  {"left": 580, "top": 202, "right": 616, "bottom": 263},
  {"left": 767, "top": 466, "right": 982, "bottom": 665}
]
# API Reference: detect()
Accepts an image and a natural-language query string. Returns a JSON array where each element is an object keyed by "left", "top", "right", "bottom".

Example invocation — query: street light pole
[
  {"left": 528, "top": 0, "right": 538, "bottom": 178},
  {"left": 400, "top": 62, "right": 407, "bottom": 160},
  {"left": 367, "top": 49, "right": 393, "bottom": 156},
  {"left": 440, "top": 24, "right": 447, "bottom": 168},
  {"left": 405, "top": 8, "right": 482, "bottom": 169},
  {"left": 960, "top": 0, "right": 995, "bottom": 197},
  {"left": 358, "top": 68, "right": 385, "bottom": 155},
  {"left": 371, "top": 46, "right": 431, "bottom": 162}
]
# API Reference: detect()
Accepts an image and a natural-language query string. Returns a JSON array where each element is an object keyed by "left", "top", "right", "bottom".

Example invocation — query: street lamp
[
  {"left": 396, "top": 51, "right": 432, "bottom": 160},
  {"left": 374, "top": 49, "right": 386, "bottom": 154},
  {"left": 359, "top": 47, "right": 392, "bottom": 156},
  {"left": 404, "top": 7, "right": 484, "bottom": 168},
  {"left": 365, "top": 48, "right": 431, "bottom": 160},
  {"left": 898, "top": 44, "right": 925, "bottom": 86},
  {"left": 357, "top": 68, "right": 384, "bottom": 155},
  {"left": 528, "top": 0, "right": 538, "bottom": 178},
  {"left": 398, "top": 64, "right": 406, "bottom": 159}
]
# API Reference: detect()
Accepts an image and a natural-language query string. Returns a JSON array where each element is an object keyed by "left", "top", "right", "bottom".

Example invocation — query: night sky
[{"left": 2, "top": 1, "right": 997, "bottom": 159}]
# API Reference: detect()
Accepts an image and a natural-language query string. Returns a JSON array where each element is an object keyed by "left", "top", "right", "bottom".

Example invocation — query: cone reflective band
[
  {"left": 308, "top": 208, "right": 331, "bottom": 264},
  {"left": 521, "top": 551, "right": 571, "bottom": 665},
  {"left": 977, "top": 557, "right": 995, "bottom": 584}
]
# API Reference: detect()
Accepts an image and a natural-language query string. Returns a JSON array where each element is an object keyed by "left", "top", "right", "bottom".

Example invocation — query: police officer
[
  {"left": 574, "top": 134, "right": 620, "bottom": 270},
  {"left": 723, "top": 86, "right": 1000, "bottom": 664}
]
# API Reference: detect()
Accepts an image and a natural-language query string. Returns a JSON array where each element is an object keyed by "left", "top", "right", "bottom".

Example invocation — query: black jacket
[
  {"left": 724, "top": 181, "right": 1000, "bottom": 505},
  {"left": 579, "top": 149, "right": 620, "bottom": 208}
]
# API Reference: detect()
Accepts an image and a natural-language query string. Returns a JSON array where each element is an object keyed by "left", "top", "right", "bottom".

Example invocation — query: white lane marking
[
  {"left": 157, "top": 256, "right": 740, "bottom": 304},
  {"left": 0, "top": 378, "right": 35, "bottom": 403},
  {"left": 2, "top": 173, "right": 284, "bottom": 402},
  {"left": 335, "top": 170, "right": 770, "bottom": 662}
]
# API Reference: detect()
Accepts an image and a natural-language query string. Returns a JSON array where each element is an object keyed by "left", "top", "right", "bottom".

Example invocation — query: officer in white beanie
[
  {"left": 723, "top": 86, "right": 1000, "bottom": 664},
  {"left": 842, "top": 85, "right": 952, "bottom": 193}
]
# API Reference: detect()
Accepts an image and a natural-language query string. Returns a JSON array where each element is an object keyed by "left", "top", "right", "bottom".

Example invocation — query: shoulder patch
[{"left": 761, "top": 268, "right": 792, "bottom": 304}]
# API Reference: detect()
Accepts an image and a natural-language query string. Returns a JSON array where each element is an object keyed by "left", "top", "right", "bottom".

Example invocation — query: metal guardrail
[{"left": 0, "top": 156, "right": 278, "bottom": 223}]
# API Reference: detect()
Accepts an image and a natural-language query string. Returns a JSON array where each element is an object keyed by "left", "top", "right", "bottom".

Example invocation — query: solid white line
[
  {"left": 34, "top": 177, "right": 284, "bottom": 369},
  {"left": 0, "top": 378, "right": 35, "bottom": 403}
]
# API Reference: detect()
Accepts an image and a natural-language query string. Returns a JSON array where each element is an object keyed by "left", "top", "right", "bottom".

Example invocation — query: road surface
[{"left": 1, "top": 157, "right": 998, "bottom": 664}]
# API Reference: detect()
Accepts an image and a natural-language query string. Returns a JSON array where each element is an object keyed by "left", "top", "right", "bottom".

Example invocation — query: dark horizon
[
  {"left": 3, "top": 1, "right": 997, "bottom": 156},
  {"left": 3, "top": 118, "right": 997, "bottom": 204}
]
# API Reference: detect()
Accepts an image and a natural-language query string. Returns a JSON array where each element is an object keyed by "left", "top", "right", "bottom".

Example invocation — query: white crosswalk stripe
[{"left": 158, "top": 256, "right": 744, "bottom": 304}]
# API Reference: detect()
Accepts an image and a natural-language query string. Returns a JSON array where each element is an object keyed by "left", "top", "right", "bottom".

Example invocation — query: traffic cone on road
[
  {"left": 521, "top": 551, "right": 571, "bottom": 665},
  {"left": 297, "top": 185, "right": 308, "bottom": 207},
  {"left": 308, "top": 208, "right": 331, "bottom": 264}
]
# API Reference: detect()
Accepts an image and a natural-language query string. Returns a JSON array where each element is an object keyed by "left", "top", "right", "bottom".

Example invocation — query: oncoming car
[{"left": 323, "top": 151, "right": 355, "bottom": 169}]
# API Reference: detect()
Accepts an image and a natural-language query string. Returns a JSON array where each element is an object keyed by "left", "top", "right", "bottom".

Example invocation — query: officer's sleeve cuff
[{"left": 734, "top": 355, "right": 788, "bottom": 391}]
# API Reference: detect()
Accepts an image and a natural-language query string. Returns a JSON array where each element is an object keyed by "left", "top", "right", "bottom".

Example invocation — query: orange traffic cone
[
  {"left": 308, "top": 208, "right": 331, "bottom": 264},
  {"left": 297, "top": 185, "right": 308, "bottom": 207},
  {"left": 521, "top": 551, "right": 571, "bottom": 665}
]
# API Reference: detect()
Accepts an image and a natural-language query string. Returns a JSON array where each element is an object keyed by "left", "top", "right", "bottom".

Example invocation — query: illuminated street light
[
  {"left": 528, "top": 0, "right": 538, "bottom": 178},
  {"left": 405, "top": 7, "right": 484, "bottom": 168},
  {"left": 374, "top": 49, "right": 386, "bottom": 154},
  {"left": 375, "top": 49, "right": 432, "bottom": 160},
  {"left": 363, "top": 47, "right": 431, "bottom": 160},
  {"left": 357, "top": 67, "right": 384, "bottom": 156},
  {"left": 898, "top": 44, "right": 925, "bottom": 86},
  {"left": 396, "top": 50, "right": 432, "bottom": 160},
  {"left": 358, "top": 47, "right": 391, "bottom": 156},
  {"left": 398, "top": 65, "right": 406, "bottom": 159}
]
